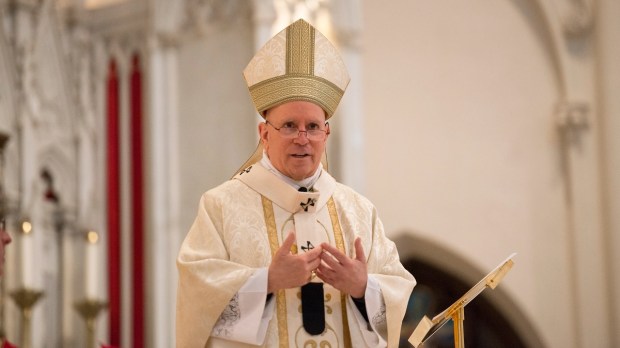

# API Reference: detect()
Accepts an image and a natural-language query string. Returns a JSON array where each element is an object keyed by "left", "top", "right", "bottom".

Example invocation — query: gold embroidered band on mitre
[
  {"left": 287, "top": 18, "right": 314, "bottom": 76},
  {"left": 248, "top": 75, "right": 344, "bottom": 118}
]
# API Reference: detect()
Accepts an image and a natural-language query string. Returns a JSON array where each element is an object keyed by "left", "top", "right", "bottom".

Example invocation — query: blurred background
[{"left": 0, "top": 0, "right": 618, "bottom": 347}]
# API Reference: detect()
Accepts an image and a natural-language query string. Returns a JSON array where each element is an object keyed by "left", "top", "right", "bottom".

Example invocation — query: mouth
[{"left": 291, "top": 153, "right": 311, "bottom": 159}]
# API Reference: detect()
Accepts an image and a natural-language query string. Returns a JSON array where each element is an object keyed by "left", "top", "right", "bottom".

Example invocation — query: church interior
[{"left": 0, "top": 0, "right": 619, "bottom": 347}]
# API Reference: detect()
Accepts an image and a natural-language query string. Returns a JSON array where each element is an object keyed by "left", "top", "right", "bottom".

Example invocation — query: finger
[
  {"left": 315, "top": 264, "right": 334, "bottom": 281},
  {"left": 277, "top": 232, "right": 296, "bottom": 256},
  {"left": 320, "top": 250, "right": 343, "bottom": 270},
  {"left": 320, "top": 243, "right": 349, "bottom": 264},
  {"left": 317, "top": 258, "right": 334, "bottom": 272},
  {"left": 299, "top": 246, "right": 323, "bottom": 267},
  {"left": 320, "top": 262, "right": 336, "bottom": 275},
  {"left": 320, "top": 242, "right": 339, "bottom": 254},
  {"left": 305, "top": 244, "right": 323, "bottom": 258},
  {"left": 307, "top": 256, "right": 322, "bottom": 270},
  {"left": 314, "top": 268, "right": 328, "bottom": 283},
  {"left": 354, "top": 237, "right": 366, "bottom": 263}
]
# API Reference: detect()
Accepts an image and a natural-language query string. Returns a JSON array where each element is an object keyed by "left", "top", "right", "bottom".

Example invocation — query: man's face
[
  {"left": 259, "top": 101, "right": 330, "bottom": 181},
  {"left": 0, "top": 225, "right": 11, "bottom": 276}
]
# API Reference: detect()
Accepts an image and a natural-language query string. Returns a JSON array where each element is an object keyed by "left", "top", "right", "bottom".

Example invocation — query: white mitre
[{"left": 243, "top": 18, "right": 350, "bottom": 118}]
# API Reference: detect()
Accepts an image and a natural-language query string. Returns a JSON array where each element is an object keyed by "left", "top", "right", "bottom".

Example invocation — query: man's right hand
[{"left": 267, "top": 232, "right": 322, "bottom": 293}]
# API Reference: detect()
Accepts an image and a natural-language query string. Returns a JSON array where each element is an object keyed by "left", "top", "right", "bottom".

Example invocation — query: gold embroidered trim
[
  {"left": 287, "top": 19, "right": 314, "bottom": 76},
  {"left": 328, "top": 198, "right": 352, "bottom": 348},
  {"left": 328, "top": 198, "right": 345, "bottom": 252},
  {"left": 262, "top": 195, "right": 289, "bottom": 347},
  {"left": 263, "top": 196, "right": 279, "bottom": 257},
  {"left": 248, "top": 74, "right": 344, "bottom": 117},
  {"left": 262, "top": 195, "right": 352, "bottom": 347}
]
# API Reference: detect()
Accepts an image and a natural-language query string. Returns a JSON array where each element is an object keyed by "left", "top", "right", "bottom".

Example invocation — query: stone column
[
  {"left": 595, "top": 0, "right": 620, "bottom": 345},
  {"left": 329, "top": 0, "right": 365, "bottom": 192},
  {"left": 147, "top": 29, "right": 181, "bottom": 348}
]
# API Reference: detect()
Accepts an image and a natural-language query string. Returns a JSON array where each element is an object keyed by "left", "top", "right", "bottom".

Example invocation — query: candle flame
[
  {"left": 22, "top": 221, "right": 32, "bottom": 234},
  {"left": 87, "top": 230, "right": 99, "bottom": 244}
]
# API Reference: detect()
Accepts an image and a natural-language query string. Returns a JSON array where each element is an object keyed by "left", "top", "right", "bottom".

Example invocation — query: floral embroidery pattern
[
  {"left": 213, "top": 293, "right": 241, "bottom": 337},
  {"left": 372, "top": 301, "right": 387, "bottom": 329}
]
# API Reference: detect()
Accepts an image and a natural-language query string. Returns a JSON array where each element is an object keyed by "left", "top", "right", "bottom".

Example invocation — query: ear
[{"left": 259, "top": 122, "right": 269, "bottom": 147}]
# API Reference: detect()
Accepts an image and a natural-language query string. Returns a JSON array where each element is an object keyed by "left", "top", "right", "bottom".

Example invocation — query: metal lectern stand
[{"left": 409, "top": 253, "right": 516, "bottom": 348}]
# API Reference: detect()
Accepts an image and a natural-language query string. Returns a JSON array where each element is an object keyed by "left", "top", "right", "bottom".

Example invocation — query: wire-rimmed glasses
[{"left": 265, "top": 121, "right": 328, "bottom": 141}]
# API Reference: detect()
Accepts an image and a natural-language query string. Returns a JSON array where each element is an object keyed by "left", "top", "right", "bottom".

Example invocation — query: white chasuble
[
  {"left": 238, "top": 165, "right": 349, "bottom": 348},
  {"left": 176, "top": 165, "right": 416, "bottom": 348}
]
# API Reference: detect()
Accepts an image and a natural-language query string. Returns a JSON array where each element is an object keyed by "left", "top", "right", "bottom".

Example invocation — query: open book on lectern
[{"left": 408, "top": 252, "right": 516, "bottom": 347}]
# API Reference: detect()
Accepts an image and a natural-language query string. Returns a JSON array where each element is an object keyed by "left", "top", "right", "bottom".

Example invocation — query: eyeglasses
[{"left": 265, "top": 121, "right": 328, "bottom": 141}]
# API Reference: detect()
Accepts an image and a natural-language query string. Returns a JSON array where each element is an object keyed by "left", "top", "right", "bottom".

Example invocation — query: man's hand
[
  {"left": 267, "top": 232, "right": 323, "bottom": 293},
  {"left": 316, "top": 237, "right": 367, "bottom": 298}
]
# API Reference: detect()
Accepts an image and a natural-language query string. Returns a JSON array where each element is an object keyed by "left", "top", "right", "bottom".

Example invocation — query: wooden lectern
[{"left": 408, "top": 253, "right": 516, "bottom": 348}]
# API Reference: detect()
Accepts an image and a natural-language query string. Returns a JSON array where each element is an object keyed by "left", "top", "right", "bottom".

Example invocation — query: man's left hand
[{"left": 316, "top": 237, "right": 367, "bottom": 298}]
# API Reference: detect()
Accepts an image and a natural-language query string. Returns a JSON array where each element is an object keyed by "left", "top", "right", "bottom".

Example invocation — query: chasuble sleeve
[
  {"left": 347, "top": 275, "right": 389, "bottom": 347},
  {"left": 211, "top": 268, "right": 275, "bottom": 344},
  {"left": 334, "top": 184, "right": 416, "bottom": 348},
  {"left": 366, "top": 210, "right": 416, "bottom": 348},
  {"left": 176, "top": 184, "right": 269, "bottom": 348}
]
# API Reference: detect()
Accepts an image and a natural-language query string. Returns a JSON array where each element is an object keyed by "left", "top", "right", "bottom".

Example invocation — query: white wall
[{"left": 362, "top": 1, "right": 613, "bottom": 347}]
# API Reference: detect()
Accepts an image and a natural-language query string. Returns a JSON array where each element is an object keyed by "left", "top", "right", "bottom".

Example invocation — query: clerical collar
[{"left": 259, "top": 152, "right": 322, "bottom": 191}]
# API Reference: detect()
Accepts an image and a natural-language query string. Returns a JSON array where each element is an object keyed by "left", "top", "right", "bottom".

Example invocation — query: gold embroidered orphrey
[{"left": 261, "top": 195, "right": 352, "bottom": 348}]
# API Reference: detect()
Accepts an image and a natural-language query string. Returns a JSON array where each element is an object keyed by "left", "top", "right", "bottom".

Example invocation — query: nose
[{"left": 293, "top": 130, "right": 310, "bottom": 144}]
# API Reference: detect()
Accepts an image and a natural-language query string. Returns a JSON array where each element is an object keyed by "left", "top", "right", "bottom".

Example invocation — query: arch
[
  {"left": 393, "top": 232, "right": 546, "bottom": 348},
  {"left": 509, "top": 0, "right": 565, "bottom": 97},
  {"left": 518, "top": 0, "right": 593, "bottom": 100},
  {"left": 519, "top": 1, "right": 611, "bottom": 345}
]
